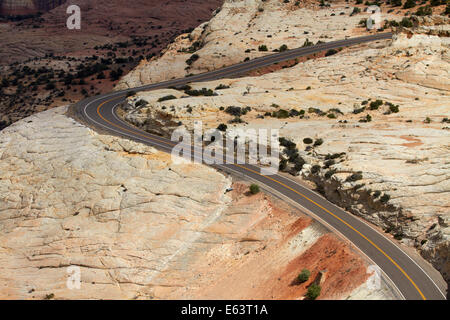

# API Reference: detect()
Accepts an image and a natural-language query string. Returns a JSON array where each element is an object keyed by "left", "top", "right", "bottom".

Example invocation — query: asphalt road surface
[{"left": 74, "top": 32, "right": 447, "bottom": 300}]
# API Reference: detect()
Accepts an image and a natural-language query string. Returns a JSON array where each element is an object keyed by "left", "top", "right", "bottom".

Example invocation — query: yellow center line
[{"left": 95, "top": 85, "right": 425, "bottom": 300}]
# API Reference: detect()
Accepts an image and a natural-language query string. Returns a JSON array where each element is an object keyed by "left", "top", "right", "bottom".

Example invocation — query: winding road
[{"left": 74, "top": 32, "right": 447, "bottom": 300}]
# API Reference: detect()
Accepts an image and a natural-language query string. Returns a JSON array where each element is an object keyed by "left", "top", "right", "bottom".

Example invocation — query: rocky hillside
[
  {"left": 0, "top": 106, "right": 395, "bottom": 299},
  {"left": 118, "top": 0, "right": 449, "bottom": 286}
]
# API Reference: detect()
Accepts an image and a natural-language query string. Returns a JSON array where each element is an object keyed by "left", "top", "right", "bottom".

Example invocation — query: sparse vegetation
[
  {"left": 258, "top": 45, "right": 268, "bottom": 52},
  {"left": 249, "top": 184, "right": 260, "bottom": 195},
  {"left": 186, "top": 53, "right": 199, "bottom": 66},
  {"left": 217, "top": 123, "right": 228, "bottom": 132},
  {"left": 415, "top": 5, "right": 432, "bottom": 16},
  {"left": 400, "top": 17, "right": 413, "bottom": 28},
  {"left": 297, "top": 269, "right": 311, "bottom": 283},
  {"left": 403, "top": 0, "right": 416, "bottom": 9},
  {"left": 158, "top": 95, "right": 177, "bottom": 102},
  {"left": 306, "top": 283, "right": 321, "bottom": 300}
]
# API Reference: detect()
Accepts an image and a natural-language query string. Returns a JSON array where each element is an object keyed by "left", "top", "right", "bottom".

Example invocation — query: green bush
[
  {"left": 279, "top": 44, "right": 288, "bottom": 52},
  {"left": 311, "top": 165, "right": 321, "bottom": 174},
  {"left": 306, "top": 283, "right": 321, "bottom": 300},
  {"left": 249, "top": 184, "right": 260, "bottom": 195},
  {"left": 403, "top": 0, "right": 416, "bottom": 9},
  {"left": 279, "top": 137, "right": 297, "bottom": 150},
  {"left": 350, "top": 7, "right": 361, "bottom": 16},
  {"left": 325, "top": 49, "right": 338, "bottom": 57},
  {"left": 135, "top": 99, "right": 148, "bottom": 107},
  {"left": 416, "top": 5, "right": 432, "bottom": 16},
  {"left": 389, "top": 104, "right": 400, "bottom": 113},
  {"left": 215, "top": 84, "right": 230, "bottom": 90},
  {"left": 217, "top": 123, "right": 227, "bottom": 132},
  {"left": 258, "top": 45, "right": 268, "bottom": 52},
  {"left": 303, "top": 137, "right": 313, "bottom": 144},
  {"left": 158, "top": 95, "right": 177, "bottom": 102},
  {"left": 369, "top": 99, "right": 383, "bottom": 110},
  {"left": 272, "top": 109, "right": 290, "bottom": 119},
  {"left": 186, "top": 53, "right": 199, "bottom": 66},
  {"left": 185, "top": 87, "right": 215, "bottom": 96},
  {"left": 400, "top": 17, "right": 413, "bottom": 28},
  {"left": 346, "top": 172, "right": 363, "bottom": 182},
  {"left": 380, "top": 194, "right": 390, "bottom": 203},
  {"left": 297, "top": 269, "right": 311, "bottom": 283},
  {"left": 313, "top": 138, "right": 324, "bottom": 147}
]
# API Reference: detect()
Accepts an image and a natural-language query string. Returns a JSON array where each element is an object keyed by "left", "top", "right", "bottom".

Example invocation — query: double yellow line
[{"left": 95, "top": 95, "right": 426, "bottom": 300}]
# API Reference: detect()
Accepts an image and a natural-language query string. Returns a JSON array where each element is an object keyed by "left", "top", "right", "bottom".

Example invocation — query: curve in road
[{"left": 74, "top": 33, "right": 446, "bottom": 300}]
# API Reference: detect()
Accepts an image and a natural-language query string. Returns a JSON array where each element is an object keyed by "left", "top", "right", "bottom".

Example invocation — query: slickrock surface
[
  {"left": 120, "top": 28, "right": 449, "bottom": 283},
  {"left": 0, "top": 106, "right": 393, "bottom": 299}
]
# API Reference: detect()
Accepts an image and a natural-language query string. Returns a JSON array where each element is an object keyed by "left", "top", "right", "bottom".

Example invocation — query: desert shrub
[
  {"left": 297, "top": 269, "right": 311, "bottom": 283},
  {"left": 311, "top": 165, "right": 321, "bottom": 174},
  {"left": 45, "top": 82, "right": 55, "bottom": 90},
  {"left": 158, "top": 95, "right": 177, "bottom": 102},
  {"left": 380, "top": 194, "right": 391, "bottom": 203},
  {"left": 279, "top": 159, "right": 288, "bottom": 171},
  {"left": 303, "top": 137, "right": 313, "bottom": 145},
  {"left": 135, "top": 99, "right": 148, "bottom": 107},
  {"left": 313, "top": 138, "right": 323, "bottom": 147},
  {"left": 353, "top": 107, "right": 365, "bottom": 114},
  {"left": 369, "top": 99, "right": 383, "bottom": 110},
  {"left": 324, "top": 159, "right": 335, "bottom": 168},
  {"left": 225, "top": 106, "right": 243, "bottom": 116},
  {"left": 186, "top": 54, "right": 199, "bottom": 65},
  {"left": 325, "top": 49, "right": 338, "bottom": 57},
  {"left": 403, "top": 0, "right": 416, "bottom": 9},
  {"left": 185, "top": 87, "right": 215, "bottom": 96},
  {"left": 302, "top": 39, "right": 313, "bottom": 47},
  {"left": 306, "top": 283, "right": 321, "bottom": 300},
  {"left": 359, "top": 114, "right": 372, "bottom": 122},
  {"left": 249, "top": 184, "right": 260, "bottom": 195},
  {"left": 258, "top": 45, "right": 268, "bottom": 52},
  {"left": 272, "top": 109, "right": 290, "bottom": 119},
  {"left": 325, "top": 169, "right": 337, "bottom": 179},
  {"left": 327, "top": 113, "right": 337, "bottom": 119},
  {"left": 350, "top": 7, "right": 361, "bottom": 16},
  {"left": 229, "top": 116, "right": 243, "bottom": 124},
  {"left": 346, "top": 172, "right": 363, "bottom": 182},
  {"left": 279, "top": 44, "right": 288, "bottom": 52},
  {"left": 325, "top": 153, "right": 344, "bottom": 160},
  {"left": 373, "top": 190, "right": 381, "bottom": 198},
  {"left": 215, "top": 84, "right": 230, "bottom": 90},
  {"left": 289, "top": 109, "right": 301, "bottom": 117},
  {"left": 400, "top": 17, "right": 413, "bottom": 28},
  {"left": 217, "top": 123, "right": 228, "bottom": 132},
  {"left": 389, "top": 104, "right": 400, "bottom": 113},
  {"left": 293, "top": 157, "right": 306, "bottom": 171},
  {"left": 391, "top": 0, "right": 402, "bottom": 6},
  {"left": 279, "top": 137, "right": 297, "bottom": 150},
  {"left": 416, "top": 5, "right": 432, "bottom": 16}
]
